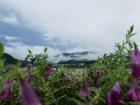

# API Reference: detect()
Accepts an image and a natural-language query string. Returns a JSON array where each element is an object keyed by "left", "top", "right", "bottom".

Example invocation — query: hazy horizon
[{"left": 0, "top": 0, "right": 140, "bottom": 62}]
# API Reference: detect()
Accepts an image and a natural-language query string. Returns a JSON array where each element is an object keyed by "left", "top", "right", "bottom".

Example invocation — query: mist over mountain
[
  {"left": 3, "top": 51, "right": 97, "bottom": 65},
  {"left": 48, "top": 51, "right": 97, "bottom": 64},
  {"left": 62, "top": 51, "right": 95, "bottom": 57}
]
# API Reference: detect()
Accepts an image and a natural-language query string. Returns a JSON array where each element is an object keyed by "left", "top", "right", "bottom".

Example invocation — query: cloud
[
  {"left": 5, "top": 36, "right": 18, "bottom": 41},
  {"left": 4, "top": 41, "right": 61, "bottom": 62},
  {"left": 0, "top": 0, "right": 140, "bottom": 58},
  {"left": 0, "top": 35, "right": 19, "bottom": 41},
  {"left": 0, "top": 14, "right": 19, "bottom": 26},
  {"left": 4, "top": 41, "right": 100, "bottom": 63},
  {"left": 5, "top": 42, "right": 29, "bottom": 60}
]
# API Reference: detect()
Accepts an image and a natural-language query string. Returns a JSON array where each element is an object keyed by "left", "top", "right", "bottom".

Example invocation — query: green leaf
[
  {"left": 44, "top": 47, "right": 48, "bottom": 53},
  {"left": 0, "top": 86, "right": 4, "bottom": 93},
  {"left": 28, "top": 49, "right": 32, "bottom": 56},
  {"left": 71, "top": 99, "right": 87, "bottom": 105},
  {"left": 130, "top": 25, "right": 134, "bottom": 33},
  {"left": 0, "top": 43, "right": 4, "bottom": 56}
]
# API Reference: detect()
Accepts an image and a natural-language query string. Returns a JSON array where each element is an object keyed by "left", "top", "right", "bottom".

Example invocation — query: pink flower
[
  {"left": 44, "top": 66, "right": 54, "bottom": 77},
  {"left": 0, "top": 81, "right": 11, "bottom": 99}
]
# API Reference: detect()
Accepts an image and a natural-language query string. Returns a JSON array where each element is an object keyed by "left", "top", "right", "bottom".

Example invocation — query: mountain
[
  {"left": 58, "top": 59, "right": 95, "bottom": 64},
  {"left": 2, "top": 53, "right": 24, "bottom": 66},
  {"left": 2, "top": 52, "right": 96, "bottom": 65},
  {"left": 62, "top": 51, "right": 94, "bottom": 57},
  {"left": 49, "top": 51, "right": 96, "bottom": 63}
]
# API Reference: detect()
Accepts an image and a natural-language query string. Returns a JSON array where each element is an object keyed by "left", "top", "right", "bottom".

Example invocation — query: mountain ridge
[{"left": 2, "top": 52, "right": 96, "bottom": 65}]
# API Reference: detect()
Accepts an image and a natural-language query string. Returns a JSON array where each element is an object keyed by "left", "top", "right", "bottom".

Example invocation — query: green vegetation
[{"left": 0, "top": 26, "right": 140, "bottom": 105}]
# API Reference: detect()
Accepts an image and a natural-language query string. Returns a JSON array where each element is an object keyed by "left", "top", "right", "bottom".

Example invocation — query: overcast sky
[{"left": 0, "top": 0, "right": 140, "bottom": 60}]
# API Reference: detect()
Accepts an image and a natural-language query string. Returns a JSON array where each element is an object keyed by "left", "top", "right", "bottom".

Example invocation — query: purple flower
[
  {"left": 0, "top": 81, "right": 11, "bottom": 99},
  {"left": 44, "top": 66, "right": 54, "bottom": 77},
  {"left": 130, "top": 65, "right": 140, "bottom": 79},
  {"left": 61, "top": 72, "right": 69, "bottom": 79},
  {"left": 80, "top": 81, "right": 90, "bottom": 97},
  {"left": 59, "top": 72, "right": 70, "bottom": 84},
  {"left": 80, "top": 89, "right": 90, "bottom": 97},
  {"left": 89, "top": 102, "right": 94, "bottom": 105},
  {"left": 128, "top": 79, "right": 140, "bottom": 101},
  {"left": 130, "top": 47, "right": 140, "bottom": 65},
  {"left": 106, "top": 82, "right": 122, "bottom": 105},
  {"left": 19, "top": 78, "right": 41, "bottom": 105},
  {"left": 130, "top": 47, "right": 140, "bottom": 78}
]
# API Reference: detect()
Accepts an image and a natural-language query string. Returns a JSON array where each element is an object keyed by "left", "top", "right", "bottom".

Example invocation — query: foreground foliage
[{"left": 0, "top": 26, "right": 140, "bottom": 105}]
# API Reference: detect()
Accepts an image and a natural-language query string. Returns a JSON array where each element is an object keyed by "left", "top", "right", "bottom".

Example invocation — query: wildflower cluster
[{"left": 0, "top": 26, "right": 140, "bottom": 105}]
